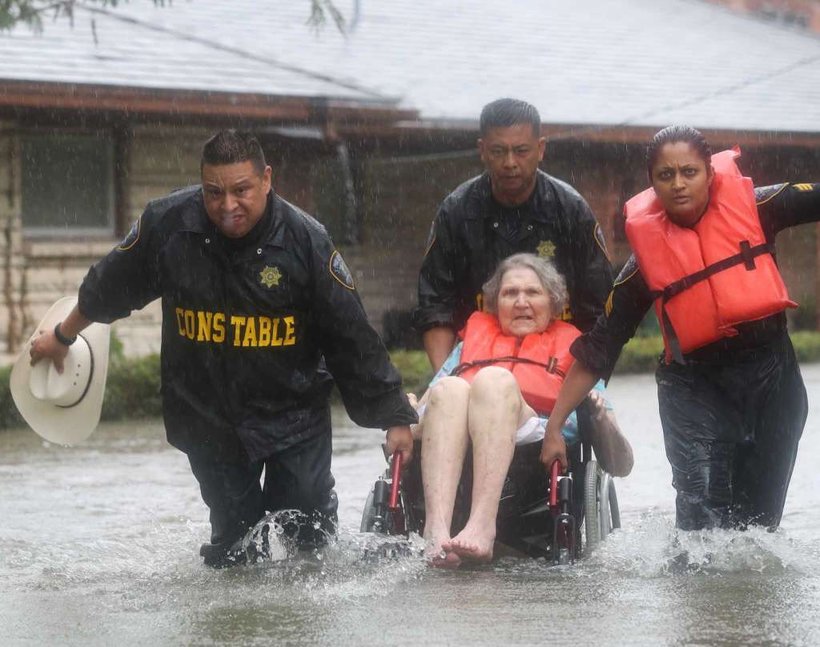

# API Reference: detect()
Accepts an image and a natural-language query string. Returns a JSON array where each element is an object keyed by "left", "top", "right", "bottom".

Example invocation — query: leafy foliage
[
  {"left": 791, "top": 330, "right": 820, "bottom": 363},
  {"left": 0, "top": 0, "right": 346, "bottom": 32},
  {"left": 1, "top": 1, "right": 139, "bottom": 31},
  {"left": 0, "top": 364, "right": 24, "bottom": 429},
  {"left": 612, "top": 336, "right": 664, "bottom": 374},
  {"left": 389, "top": 349, "right": 435, "bottom": 398},
  {"left": 307, "top": 0, "right": 345, "bottom": 33},
  {"left": 101, "top": 350, "right": 162, "bottom": 421}
]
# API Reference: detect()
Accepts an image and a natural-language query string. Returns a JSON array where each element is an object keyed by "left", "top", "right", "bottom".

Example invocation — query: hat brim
[{"left": 10, "top": 297, "right": 110, "bottom": 445}]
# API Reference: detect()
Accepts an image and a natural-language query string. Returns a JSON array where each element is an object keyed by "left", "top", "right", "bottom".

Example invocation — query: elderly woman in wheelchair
[{"left": 409, "top": 253, "right": 632, "bottom": 567}]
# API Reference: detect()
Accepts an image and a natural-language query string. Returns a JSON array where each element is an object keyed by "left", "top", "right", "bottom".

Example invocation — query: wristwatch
[{"left": 53, "top": 321, "right": 77, "bottom": 346}]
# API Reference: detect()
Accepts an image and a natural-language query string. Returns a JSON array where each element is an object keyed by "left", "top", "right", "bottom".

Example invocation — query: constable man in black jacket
[
  {"left": 415, "top": 98, "right": 613, "bottom": 370},
  {"left": 29, "top": 130, "right": 417, "bottom": 567}
]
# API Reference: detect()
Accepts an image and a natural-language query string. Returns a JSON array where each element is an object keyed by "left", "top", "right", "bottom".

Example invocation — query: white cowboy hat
[{"left": 10, "top": 297, "right": 110, "bottom": 445}]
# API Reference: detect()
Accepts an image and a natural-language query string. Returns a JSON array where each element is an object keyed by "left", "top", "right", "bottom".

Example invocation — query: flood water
[{"left": 2, "top": 364, "right": 820, "bottom": 646}]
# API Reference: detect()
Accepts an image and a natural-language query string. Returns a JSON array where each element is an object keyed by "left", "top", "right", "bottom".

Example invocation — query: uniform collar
[
  {"left": 473, "top": 170, "right": 554, "bottom": 222},
  {"left": 181, "top": 189, "right": 276, "bottom": 244},
  {"left": 217, "top": 192, "right": 275, "bottom": 253}
]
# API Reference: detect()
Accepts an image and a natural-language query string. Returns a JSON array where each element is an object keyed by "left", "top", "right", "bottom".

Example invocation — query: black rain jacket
[
  {"left": 79, "top": 188, "right": 417, "bottom": 461},
  {"left": 414, "top": 170, "right": 613, "bottom": 335}
]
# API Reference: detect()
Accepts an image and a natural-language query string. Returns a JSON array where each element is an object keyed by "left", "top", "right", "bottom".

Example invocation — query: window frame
[{"left": 19, "top": 129, "right": 116, "bottom": 238}]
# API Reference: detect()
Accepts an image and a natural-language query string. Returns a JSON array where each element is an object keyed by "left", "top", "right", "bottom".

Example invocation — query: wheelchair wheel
[
  {"left": 360, "top": 489, "right": 377, "bottom": 533},
  {"left": 584, "top": 460, "right": 619, "bottom": 552}
]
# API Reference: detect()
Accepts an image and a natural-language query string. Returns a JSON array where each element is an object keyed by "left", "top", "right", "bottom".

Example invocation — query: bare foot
[
  {"left": 447, "top": 527, "right": 495, "bottom": 563},
  {"left": 425, "top": 535, "right": 462, "bottom": 568},
  {"left": 429, "top": 548, "right": 461, "bottom": 569}
]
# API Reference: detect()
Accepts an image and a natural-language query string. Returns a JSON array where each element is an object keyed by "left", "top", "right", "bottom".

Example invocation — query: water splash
[{"left": 578, "top": 510, "right": 820, "bottom": 578}]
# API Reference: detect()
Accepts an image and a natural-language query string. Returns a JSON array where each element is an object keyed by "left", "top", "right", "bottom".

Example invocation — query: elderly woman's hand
[{"left": 586, "top": 390, "right": 609, "bottom": 422}]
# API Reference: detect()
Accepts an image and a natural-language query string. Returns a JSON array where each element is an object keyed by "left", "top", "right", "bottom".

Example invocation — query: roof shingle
[{"left": 1, "top": 0, "right": 818, "bottom": 132}]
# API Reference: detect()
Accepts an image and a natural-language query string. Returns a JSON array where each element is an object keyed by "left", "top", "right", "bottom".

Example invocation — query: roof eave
[
  {"left": 0, "top": 80, "right": 414, "bottom": 125},
  {"left": 386, "top": 119, "right": 820, "bottom": 146}
]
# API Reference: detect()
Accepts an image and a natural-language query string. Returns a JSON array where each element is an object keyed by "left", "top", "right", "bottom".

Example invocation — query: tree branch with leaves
[{"left": 0, "top": 0, "right": 346, "bottom": 32}]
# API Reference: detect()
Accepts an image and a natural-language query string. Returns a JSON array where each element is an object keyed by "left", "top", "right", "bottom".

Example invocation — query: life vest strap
[
  {"left": 661, "top": 309, "right": 685, "bottom": 365},
  {"left": 649, "top": 241, "right": 774, "bottom": 303},
  {"left": 651, "top": 241, "right": 774, "bottom": 364},
  {"left": 452, "top": 356, "right": 565, "bottom": 378}
]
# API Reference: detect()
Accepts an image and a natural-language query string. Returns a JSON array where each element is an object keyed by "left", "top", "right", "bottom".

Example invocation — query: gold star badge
[
  {"left": 537, "top": 240, "right": 556, "bottom": 259},
  {"left": 259, "top": 266, "right": 282, "bottom": 288}
]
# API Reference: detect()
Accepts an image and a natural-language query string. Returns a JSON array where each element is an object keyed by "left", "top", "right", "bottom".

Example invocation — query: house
[{"left": 1, "top": 0, "right": 818, "bottom": 360}]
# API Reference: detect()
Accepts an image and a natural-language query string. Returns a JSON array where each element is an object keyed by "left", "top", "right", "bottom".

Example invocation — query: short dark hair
[
  {"left": 646, "top": 126, "right": 712, "bottom": 178},
  {"left": 201, "top": 130, "right": 267, "bottom": 175},
  {"left": 479, "top": 98, "right": 541, "bottom": 137}
]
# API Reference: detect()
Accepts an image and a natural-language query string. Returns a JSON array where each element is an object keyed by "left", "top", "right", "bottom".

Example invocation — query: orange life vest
[
  {"left": 625, "top": 148, "right": 796, "bottom": 362},
  {"left": 454, "top": 311, "right": 581, "bottom": 414}
]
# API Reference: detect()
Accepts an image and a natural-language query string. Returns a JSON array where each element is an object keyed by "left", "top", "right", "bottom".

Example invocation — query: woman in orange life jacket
[
  {"left": 410, "top": 253, "right": 631, "bottom": 567},
  {"left": 542, "top": 125, "right": 820, "bottom": 532}
]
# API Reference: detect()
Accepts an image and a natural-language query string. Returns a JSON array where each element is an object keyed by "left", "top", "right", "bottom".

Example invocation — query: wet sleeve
[
  {"left": 77, "top": 209, "right": 162, "bottom": 323},
  {"left": 568, "top": 201, "right": 614, "bottom": 333},
  {"left": 309, "top": 232, "right": 418, "bottom": 429},
  {"left": 756, "top": 183, "right": 820, "bottom": 239},
  {"left": 413, "top": 204, "right": 459, "bottom": 332},
  {"left": 570, "top": 256, "right": 654, "bottom": 381}
]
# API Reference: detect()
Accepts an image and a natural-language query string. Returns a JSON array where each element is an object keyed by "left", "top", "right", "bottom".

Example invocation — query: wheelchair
[{"left": 360, "top": 426, "right": 621, "bottom": 564}]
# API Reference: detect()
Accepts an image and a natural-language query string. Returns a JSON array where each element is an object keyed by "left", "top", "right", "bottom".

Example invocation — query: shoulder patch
[
  {"left": 613, "top": 256, "right": 640, "bottom": 286},
  {"left": 423, "top": 220, "right": 436, "bottom": 257},
  {"left": 593, "top": 222, "right": 610, "bottom": 260},
  {"left": 117, "top": 217, "right": 141, "bottom": 251},
  {"left": 329, "top": 250, "right": 355, "bottom": 290},
  {"left": 754, "top": 183, "right": 789, "bottom": 206}
]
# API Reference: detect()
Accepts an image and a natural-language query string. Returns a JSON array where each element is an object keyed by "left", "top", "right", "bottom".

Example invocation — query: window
[{"left": 21, "top": 133, "right": 114, "bottom": 233}]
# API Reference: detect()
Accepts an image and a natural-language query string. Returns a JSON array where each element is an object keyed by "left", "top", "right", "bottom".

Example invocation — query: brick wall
[{"left": 0, "top": 124, "right": 25, "bottom": 356}]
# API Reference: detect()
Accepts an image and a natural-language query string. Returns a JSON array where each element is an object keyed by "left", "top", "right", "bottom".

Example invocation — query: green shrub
[
  {"left": 389, "top": 349, "right": 435, "bottom": 397},
  {"left": 613, "top": 336, "right": 664, "bottom": 374},
  {"left": 101, "top": 353, "right": 162, "bottom": 421},
  {"left": 3, "top": 331, "right": 819, "bottom": 430},
  {"left": 791, "top": 331, "right": 820, "bottom": 363},
  {"left": 0, "top": 365, "right": 24, "bottom": 429},
  {"left": 385, "top": 332, "right": 820, "bottom": 385}
]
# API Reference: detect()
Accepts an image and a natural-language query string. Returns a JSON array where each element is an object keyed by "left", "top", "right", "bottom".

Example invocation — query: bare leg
[
  {"left": 420, "top": 376, "right": 471, "bottom": 567},
  {"left": 448, "top": 367, "right": 532, "bottom": 563}
]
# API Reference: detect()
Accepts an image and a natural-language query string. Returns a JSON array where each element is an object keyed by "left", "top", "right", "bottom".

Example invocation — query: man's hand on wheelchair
[
  {"left": 540, "top": 427, "right": 567, "bottom": 472},
  {"left": 385, "top": 425, "right": 414, "bottom": 464}
]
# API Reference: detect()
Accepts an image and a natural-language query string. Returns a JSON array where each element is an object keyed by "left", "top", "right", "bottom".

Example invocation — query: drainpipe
[
  {"left": 316, "top": 99, "right": 359, "bottom": 245},
  {"left": 2, "top": 130, "right": 19, "bottom": 354},
  {"left": 335, "top": 140, "right": 359, "bottom": 245}
]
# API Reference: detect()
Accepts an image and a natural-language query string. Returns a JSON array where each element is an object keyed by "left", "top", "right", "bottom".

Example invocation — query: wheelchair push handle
[
  {"left": 549, "top": 459, "right": 561, "bottom": 510},
  {"left": 388, "top": 450, "right": 402, "bottom": 511},
  {"left": 548, "top": 459, "right": 576, "bottom": 564}
]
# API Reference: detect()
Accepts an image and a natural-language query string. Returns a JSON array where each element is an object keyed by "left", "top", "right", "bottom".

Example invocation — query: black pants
[
  {"left": 656, "top": 331, "right": 807, "bottom": 530},
  {"left": 187, "top": 430, "right": 338, "bottom": 550}
]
